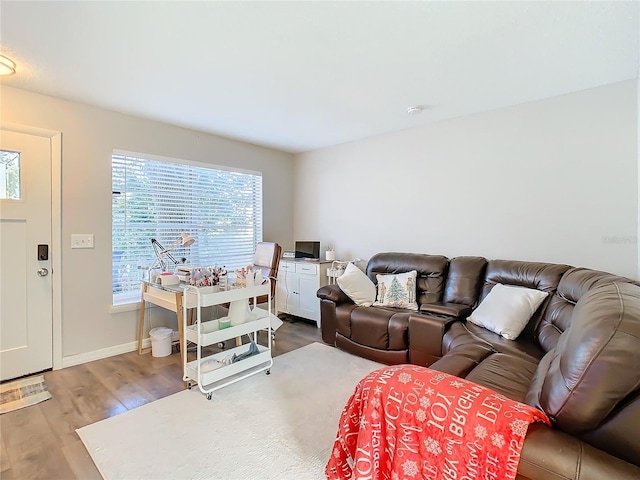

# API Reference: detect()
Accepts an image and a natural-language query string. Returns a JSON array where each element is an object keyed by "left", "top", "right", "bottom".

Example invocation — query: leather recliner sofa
[{"left": 317, "top": 252, "right": 640, "bottom": 480}]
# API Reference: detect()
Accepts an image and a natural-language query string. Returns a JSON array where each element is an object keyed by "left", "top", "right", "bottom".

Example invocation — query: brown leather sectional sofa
[{"left": 317, "top": 252, "right": 640, "bottom": 480}]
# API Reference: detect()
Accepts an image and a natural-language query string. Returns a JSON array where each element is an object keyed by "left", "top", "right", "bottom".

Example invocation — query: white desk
[
  {"left": 137, "top": 281, "right": 278, "bottom": 364},
  {"left": 137, "top": 281, "right": 196, "bottom": 364}
]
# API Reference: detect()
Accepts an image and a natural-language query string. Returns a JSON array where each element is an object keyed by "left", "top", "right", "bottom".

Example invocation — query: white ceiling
[{"left": 1, "top": 1, "right": 638, "bottom": 154}]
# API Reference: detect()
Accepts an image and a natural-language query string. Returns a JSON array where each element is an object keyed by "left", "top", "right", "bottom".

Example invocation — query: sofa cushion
[
  {"left": 579, "top": 393, "right": 640, "bottom": 468},
  {"left": 468, "top": 283, "right": 549, "bottom": 340},
  {"left": 429, "top": 343, "right": 494, "bottom": 378},
  {"left": 443, "top": 322, "right": 545, "bottom": 364},
  {"left": 336, "top": 334, "right": 409, "bottom": 365},
  {"left": 465, "top": 353, "right": 540, "bottom": 402},
  {"left": 346, "top": 306, "right": 410, "bottom": 351},
  {"left": 525, "top": 282, "right": 640, "bottom": 434},
  {"left": 519, "top": 423, "right": 640, "bottom": 480},
  {"left": 336, "top": 262, "right": 376, "bottom": 306},
  {"left": 373, "top": 270, "right": 418, "bottom": 310}
]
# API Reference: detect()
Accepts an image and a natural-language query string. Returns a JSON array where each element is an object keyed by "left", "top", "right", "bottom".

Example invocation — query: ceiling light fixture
[
  {"left": 406, "top": 106, "right": 423, "bottom": 115},
  {"left": 0, "top": 54, "right": 16, "bottom": 76}
]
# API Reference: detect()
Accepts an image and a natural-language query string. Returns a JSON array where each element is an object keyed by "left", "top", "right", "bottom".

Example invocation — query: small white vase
[{"left": 228, "top": 299, "right": 257, "bottom": 326}]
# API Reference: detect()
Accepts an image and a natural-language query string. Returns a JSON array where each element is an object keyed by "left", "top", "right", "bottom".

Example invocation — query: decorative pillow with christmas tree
[{"left": 373, "top": 270, "right": 418, "bottom": 311}]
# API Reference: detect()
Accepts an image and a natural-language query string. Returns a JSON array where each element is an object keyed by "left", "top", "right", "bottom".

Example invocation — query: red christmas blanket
[{"left": 326, "top": 365, "right": 550, "bottom": 480}]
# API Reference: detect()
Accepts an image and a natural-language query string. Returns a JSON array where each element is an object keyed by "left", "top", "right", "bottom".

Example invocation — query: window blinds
[{"left": 112, "top": 153, "right": 263, "bottom": 304}]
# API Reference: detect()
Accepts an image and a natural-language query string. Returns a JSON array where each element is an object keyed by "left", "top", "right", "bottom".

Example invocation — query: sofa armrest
[
  {"left": 317, "top": 284, "right": 354, "bottom": 346},
  {"left": 408, "top": 312, "right": 460, "bottom": 366},
  {"left": 420, "top": 302, "right": 472, "bottom": 318},
  {"left": 317, "top": 284, "right": 352, "bottom": 304}
]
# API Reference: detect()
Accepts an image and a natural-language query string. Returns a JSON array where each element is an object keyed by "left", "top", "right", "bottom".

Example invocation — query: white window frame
[{"left": 112, "top": 150, "right": 263, "bottom": 306}]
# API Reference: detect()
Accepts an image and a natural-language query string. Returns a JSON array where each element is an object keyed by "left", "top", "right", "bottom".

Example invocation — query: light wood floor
[{"left": 0, "top": 316, "right": 322, "bottom": 480}]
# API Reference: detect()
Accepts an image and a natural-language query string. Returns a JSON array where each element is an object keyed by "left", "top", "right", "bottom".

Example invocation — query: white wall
[
  {"left": 1, "top": 86, "right": 294, "bottom": 360},
  {"left": 2, "top": 80, "right": 636, "bottom": 364},
  {"left": 295, "top": 81, "right": 638, "bottom": 279}
]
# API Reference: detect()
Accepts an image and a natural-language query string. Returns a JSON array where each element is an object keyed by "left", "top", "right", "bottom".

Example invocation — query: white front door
[{"left": 0, "top": 129, "right": 53, "bottom": 381}]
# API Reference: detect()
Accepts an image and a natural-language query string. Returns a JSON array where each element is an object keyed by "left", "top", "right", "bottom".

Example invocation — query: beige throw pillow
[
  {"left": 467, "top": 283, "right": 549, "bottom": 340},
  {"left": 373, "top": 270, "right": 418, "bottom": 311},
  {"left": 336, "top": 262, "right": 376, "bottom": 306}
]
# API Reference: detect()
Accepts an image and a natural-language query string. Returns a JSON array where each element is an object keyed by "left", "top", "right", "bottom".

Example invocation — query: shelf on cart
[
  {"left": 185, "top": 343, "right": 271, "bottom": 387},
  {"left": 183, "top": 283, "right": 270, "bottom": 308},
  {"left": 185, "top": 311, "right": 270, "bottom": 347}
]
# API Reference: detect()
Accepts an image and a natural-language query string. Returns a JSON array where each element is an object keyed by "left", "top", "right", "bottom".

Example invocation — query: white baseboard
[{"left": 61, "top": 338, "right": 152, "bottom": 369}]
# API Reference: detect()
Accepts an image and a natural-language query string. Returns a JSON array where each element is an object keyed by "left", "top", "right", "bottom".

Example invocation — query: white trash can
[{"left": 149, "top": 327, "right": 173, "bottom": 357}]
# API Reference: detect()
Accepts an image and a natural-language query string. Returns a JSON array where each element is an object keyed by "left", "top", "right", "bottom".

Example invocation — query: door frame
[{"left": 2, "top": 123, "right": 63, "bottom": 371}]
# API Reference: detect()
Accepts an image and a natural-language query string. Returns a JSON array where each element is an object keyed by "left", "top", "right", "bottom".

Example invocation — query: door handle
[{"left": 37, "top": 268, "right": 49, "bottom": 277}]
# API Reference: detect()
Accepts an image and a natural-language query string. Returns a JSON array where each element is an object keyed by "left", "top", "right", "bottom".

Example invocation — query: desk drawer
[
  {"left": 279, "top": 261, "right": 296, "bottom": 273},
  {"left": 298, "top": 263, "right": 318, "bottom": 275},
  {"left": 144, "top": 285, "right": 179, "bottom": 312}
]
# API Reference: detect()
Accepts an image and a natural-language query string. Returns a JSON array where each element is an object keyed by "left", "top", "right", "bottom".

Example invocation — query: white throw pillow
[
  {"left": 467, "top": 283, "right": 549, "bottom": 340},
  {"left": 336, "top": 262, "right": 377, "bottom": 306},
  {"left": 373, "top": 270, "right": 418, "bottom": 311}
]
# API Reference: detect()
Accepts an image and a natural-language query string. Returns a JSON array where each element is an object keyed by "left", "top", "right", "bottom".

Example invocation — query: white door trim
[{"left": 2, "top": 123, "right": 63, "bottom": 371}]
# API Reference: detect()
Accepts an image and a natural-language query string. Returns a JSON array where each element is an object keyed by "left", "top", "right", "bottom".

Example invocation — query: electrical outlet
[{"left": 71, "top": 234, "right": 94, "bottom": 249}]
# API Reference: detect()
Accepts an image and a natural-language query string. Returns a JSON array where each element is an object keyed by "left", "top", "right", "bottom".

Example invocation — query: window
[
  {"left": 0, "top": 150, "right": 21, "bottom": 199},
  {"left": 112, "top": 151, "right": 263, "bottom": 305}
]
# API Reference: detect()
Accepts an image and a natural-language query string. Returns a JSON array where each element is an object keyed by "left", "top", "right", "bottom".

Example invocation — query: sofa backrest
[
  {"left": 365, "top": 254, "right": 638, "bottom": 354},
  {"left": 536, "top": 267, "right": 634, "bottom": 353},
  {"left": 442, "top": 256, "right": 487, "bottom": 307},
  {"left": 367, "top": 253, "right": 449, "bottom": 305},
  {"left": 480, "top": 260, "right": 571, "bottom": 301}
]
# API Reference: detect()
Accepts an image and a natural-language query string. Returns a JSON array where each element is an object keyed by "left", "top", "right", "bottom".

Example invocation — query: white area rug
[{"left": 77, "top": 342, "right": 382, "bottom": 479}]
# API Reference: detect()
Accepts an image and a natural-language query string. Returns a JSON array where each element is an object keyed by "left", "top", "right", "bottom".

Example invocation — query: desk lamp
[{"left": 150, "top": 232, "right": 195, "bottom": 272}]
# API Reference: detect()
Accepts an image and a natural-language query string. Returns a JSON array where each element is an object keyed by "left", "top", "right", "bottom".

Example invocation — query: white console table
[{"left": 276, "top": 259, "right": 331, "bottom": 327}]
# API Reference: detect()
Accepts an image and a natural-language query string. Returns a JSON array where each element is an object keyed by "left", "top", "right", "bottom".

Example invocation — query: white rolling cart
[{"left": 182, "top": 281, "right": 274, "bottom": 400}]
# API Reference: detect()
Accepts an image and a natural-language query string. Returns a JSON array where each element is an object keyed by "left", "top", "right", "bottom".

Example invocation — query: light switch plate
[{"left": 71, "top": 234, "right": 94, "bottom": 249}]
